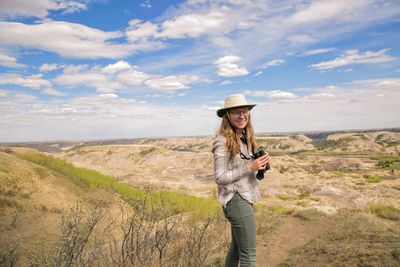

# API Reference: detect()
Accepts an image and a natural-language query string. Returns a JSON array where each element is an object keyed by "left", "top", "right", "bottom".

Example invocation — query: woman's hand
[{"left": 250, "top": 154, "right": 270, "bottom": 171}]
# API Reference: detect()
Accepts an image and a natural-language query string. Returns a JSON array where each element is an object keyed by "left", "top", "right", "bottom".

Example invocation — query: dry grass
[
  {"left": 1, "top": 129, "right": 400, "bottom": 266},
  {"left": 280, "top": 211, "right": 400, "bottom": 267}
]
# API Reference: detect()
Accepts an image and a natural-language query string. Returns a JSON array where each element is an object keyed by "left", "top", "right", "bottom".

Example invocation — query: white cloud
[
  {"left": 2, "top": 0, "right": 398, "bottom": 76},
  {"left": 287, "top": 0, "right": 372, "bottom": 25},
  {"left": 144, "top": 75, "right": 199, "bottom": 91},
  {"left": 252, "top": 90, "right": 299, "bottom": 101},
  {"left": 303, "top": 92, "right": 336, "bottom": 102},
  {"left": 125, "top": 20, "right": 166, "bottom": 52},
  {"left": 0, "top": 0, "right": 87, "bottom": 18},
  {"left": 288, "top": 34, "right": 315, "bottom": 45},
  {"left": 253, "top": 71, "right": 263, "bottom": 77},
  {"left": 0, "top": 90, "right": 8, "bottom": 97},
  {"left": 212, "top": 36, "right": 235, "bottom": 49},
  {"left": 2, "top": 78, "right": 400, "bottom": 142},
  {"left": 214, "top": 55, "right": 249, "bottom": 77},
  {"left": 0, "top": 92, "right": 217, "bottom": 141},
  {"left": 54, "top": 62, "right": 202, "bottom": 92},
  {"left": 301, "top": 48, "right": 335, "bottom": 56},
  {"left": 311, "top": 49, "right": 396, "bottom": 70},
  {"left": 157, "top": 11, "right": 226, "bottom": 38},
  {"left": 349, "top": 78, "right": 400, "bottom": 89},
  {"left": 99, "top": 93, "right": 119, "bottom": 99},
  {"left": 41, "top": 88, "right": 67, "bottom": 97},
  {"left": 39, "top": 63, "right": 63, "bottom": 72},
  {"left": 14, "top": 93, "right": 38, "bottom": 102},
  {"left": 0, "top": 21, "right": 132, "bottom": 59},
  {"left": 144, "top": 0, "right": 400, "bottom": 74},
  {"left": 261, "top": 59, "right": 285, "bottom": 69},
  {"left": 0, "top": 52, "right": 26, "bottom": 68},
  {"left": 140, "top": 0, "right": 152, "bottom": 9},
  {"left": 244, "top": 78, "right": 400, "bottom": 133},
  {"left": 55, "top": 69, "right": 121, "bottom": 93},
  {"left": 126, "top": 21, "right": 158, "bottom": 41},
  {"left": 117, "top": 69, "right": 151, "bottom": 86},
  {"left": 220, "top": 80, "right": 233, "bottom": 85},
  {"left": 102, "top": 60, "right": 132, "bottom": 74},
  {"left": 0, "top": 73, "right": 51, "bottom": 90}
]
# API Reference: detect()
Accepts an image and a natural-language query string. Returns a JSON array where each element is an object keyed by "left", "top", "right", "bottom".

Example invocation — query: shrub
[
  {"left": 311, "top": 139, "right": 340, "bottom": 150},
  {"left": 0, "top": 147, "right": 12, "bottom": 154},
  {"left": 0, "top": 240, "right": 19, "bottom": 267},
  {"left": 375, "top": 156, "right": 400, "bottom": 171},
  {"left": 366, "top": 175, "right": 385, "bottom": 183},
  {"left": 368, "top": 204, "right": 400, "bottom": 221}
]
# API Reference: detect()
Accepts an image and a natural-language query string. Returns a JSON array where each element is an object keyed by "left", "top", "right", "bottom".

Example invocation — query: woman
[{"left": 212, "top": 94, "right": 270, "bottom": 267}]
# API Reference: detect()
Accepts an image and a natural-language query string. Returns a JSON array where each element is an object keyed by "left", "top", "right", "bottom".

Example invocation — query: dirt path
[{"left": 257, "top": 215, "right": 337, "bottom": 267}]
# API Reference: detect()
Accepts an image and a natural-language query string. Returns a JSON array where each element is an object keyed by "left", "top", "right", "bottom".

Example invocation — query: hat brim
[{"left": 217, "top": 104, "right": 256, "bottom": 118}]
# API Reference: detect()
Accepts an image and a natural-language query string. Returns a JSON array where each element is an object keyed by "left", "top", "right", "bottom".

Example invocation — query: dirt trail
[{"left": 257, "top": 215, "right": 337, "bottom": 267}]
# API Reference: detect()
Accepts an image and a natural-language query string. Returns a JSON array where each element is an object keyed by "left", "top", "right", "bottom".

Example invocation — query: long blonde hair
[{"left": 217, "top": 113, "right": 257, "bottom": 155}]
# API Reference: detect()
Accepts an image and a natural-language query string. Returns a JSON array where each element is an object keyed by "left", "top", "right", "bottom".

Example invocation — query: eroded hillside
[
  {"left": 56, "top": 131, "right": 400, "bottom": 213},
  {"left": 1, "top": 129, "right": 400, "bottom": 266},
  {"left": 0, "top": 149, "right": 121, "bottom": 265}
]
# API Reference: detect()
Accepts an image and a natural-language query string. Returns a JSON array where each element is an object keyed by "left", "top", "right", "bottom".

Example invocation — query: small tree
[
  {"left": 53, "top": 203, "right": 105, "bottom": 267},
  {"left": 0, "top": 240, "right": 20, "bottom": 267}
]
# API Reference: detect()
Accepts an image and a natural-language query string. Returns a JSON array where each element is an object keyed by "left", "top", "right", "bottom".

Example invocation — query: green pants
[{"left": 223, "top": 193, "right": 256, "bottom": 267}]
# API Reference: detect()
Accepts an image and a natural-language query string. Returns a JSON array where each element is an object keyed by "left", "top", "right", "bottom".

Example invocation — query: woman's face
[{"left": 228, "top": 107, "right": 249, "bottom": 130}]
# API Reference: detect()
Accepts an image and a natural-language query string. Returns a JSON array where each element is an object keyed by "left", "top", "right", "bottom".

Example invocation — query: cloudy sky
[{"left": 0, "top": 0, "right": 399, "bottom": 142}]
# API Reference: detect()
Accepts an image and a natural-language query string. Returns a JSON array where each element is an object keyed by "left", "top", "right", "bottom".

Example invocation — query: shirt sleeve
[{"left": 212, "top": 136, "right": 252, "bottom": 186}]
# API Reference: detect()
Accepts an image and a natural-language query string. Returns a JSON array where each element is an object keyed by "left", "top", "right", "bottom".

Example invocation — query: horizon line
[{"left": 1, "top": 126, "right": 399, "bottom": 145}]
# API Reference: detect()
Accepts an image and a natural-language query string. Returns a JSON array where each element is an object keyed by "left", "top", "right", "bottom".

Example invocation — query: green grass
[
  {"left": 366, "top": 175, "right": 385, "bottom": 183},
  {"left": 255, "top": 204, "right": 293, "bottom": 215},
  {"left": 291, "top": 150, "right": 372, "bottom": 157},
  {"left": 367, "top": 204, "right": 400, "bottom": 221},
  {"left": 276, "top": 194, "right": 296, "bottom": 201},
  {"left": 0, "top": 162, "right": 11, "bottom": 173},
  {"left": 311, "top": 139, "right": 340, "bottom": 150},
  {"left": 276, "top": 192, "right": 311, "bottom": 201},
  {"left": 374, "top": 156, "right": 400, "bottom": 170},
  {"left": 375, "top": 134, "right": 400, "bottom": 147},
  {"left": 14, "top": 151, "right": 220, "bottom": 216}
]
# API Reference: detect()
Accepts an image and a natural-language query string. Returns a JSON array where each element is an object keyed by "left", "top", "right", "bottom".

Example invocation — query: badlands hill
[
  {"left": 53, "top": 130, "right": 400, "bottom": 211},
  {"left": 1, "top": 128, "right": 400, "bottom": 266}
]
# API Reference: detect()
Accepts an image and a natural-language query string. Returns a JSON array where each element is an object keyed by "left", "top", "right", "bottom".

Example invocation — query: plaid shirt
[{"left": 212, "top": 135, "right": 260, "bottom": 208}]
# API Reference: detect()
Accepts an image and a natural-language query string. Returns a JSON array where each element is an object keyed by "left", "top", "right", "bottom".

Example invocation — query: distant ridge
[
  {"left": 258, "top": 127, "right": 400, "bottom": 139},
  {"left": 1, "top": 127, "right": 399, "bottom": 153}
]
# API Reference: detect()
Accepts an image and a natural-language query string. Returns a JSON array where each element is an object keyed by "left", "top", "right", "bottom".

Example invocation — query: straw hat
[{"left": 217, "top": 94, "right": 256, "bottom": 117}]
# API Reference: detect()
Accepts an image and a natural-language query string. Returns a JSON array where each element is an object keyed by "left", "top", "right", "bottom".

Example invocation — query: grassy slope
[
  {"left": 0, "top": 149, "right": 122, "bottom": 260},
  {"left": 13, "top": 150, "right": 220, "bottom": 215},
  {"left": 279, "top": 211, "right": 400, "bottom": 267},
  {"left": 2, "top": 145, "right": 400, "bottom": 266},
  {"left": 0, "top": 149, "right": 220, "bottom": 265}
]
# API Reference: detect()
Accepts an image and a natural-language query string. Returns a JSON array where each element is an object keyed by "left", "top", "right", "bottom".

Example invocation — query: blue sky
[{"left": 0, "top": 0, "right": 399, "bottom": 142}]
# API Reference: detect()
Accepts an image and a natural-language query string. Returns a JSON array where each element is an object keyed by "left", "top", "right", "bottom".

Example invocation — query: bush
[
  {"left": 0, "top": 240, "right": 19, "bottom": 267},
  {"left": 23, "top": 195, "right": 229, "bottom": 267},
  {"left": 311, "top": 139, "right": 340, "bottom": 150},
  {"left": 375, "top": 156, "right": 400, "bottom": 171},
  {"left": 368, "top": 204, "right": 400, "bottom": 221},
  {"left": 366, "top": 175, "right": 385, "bottom": 183}
]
